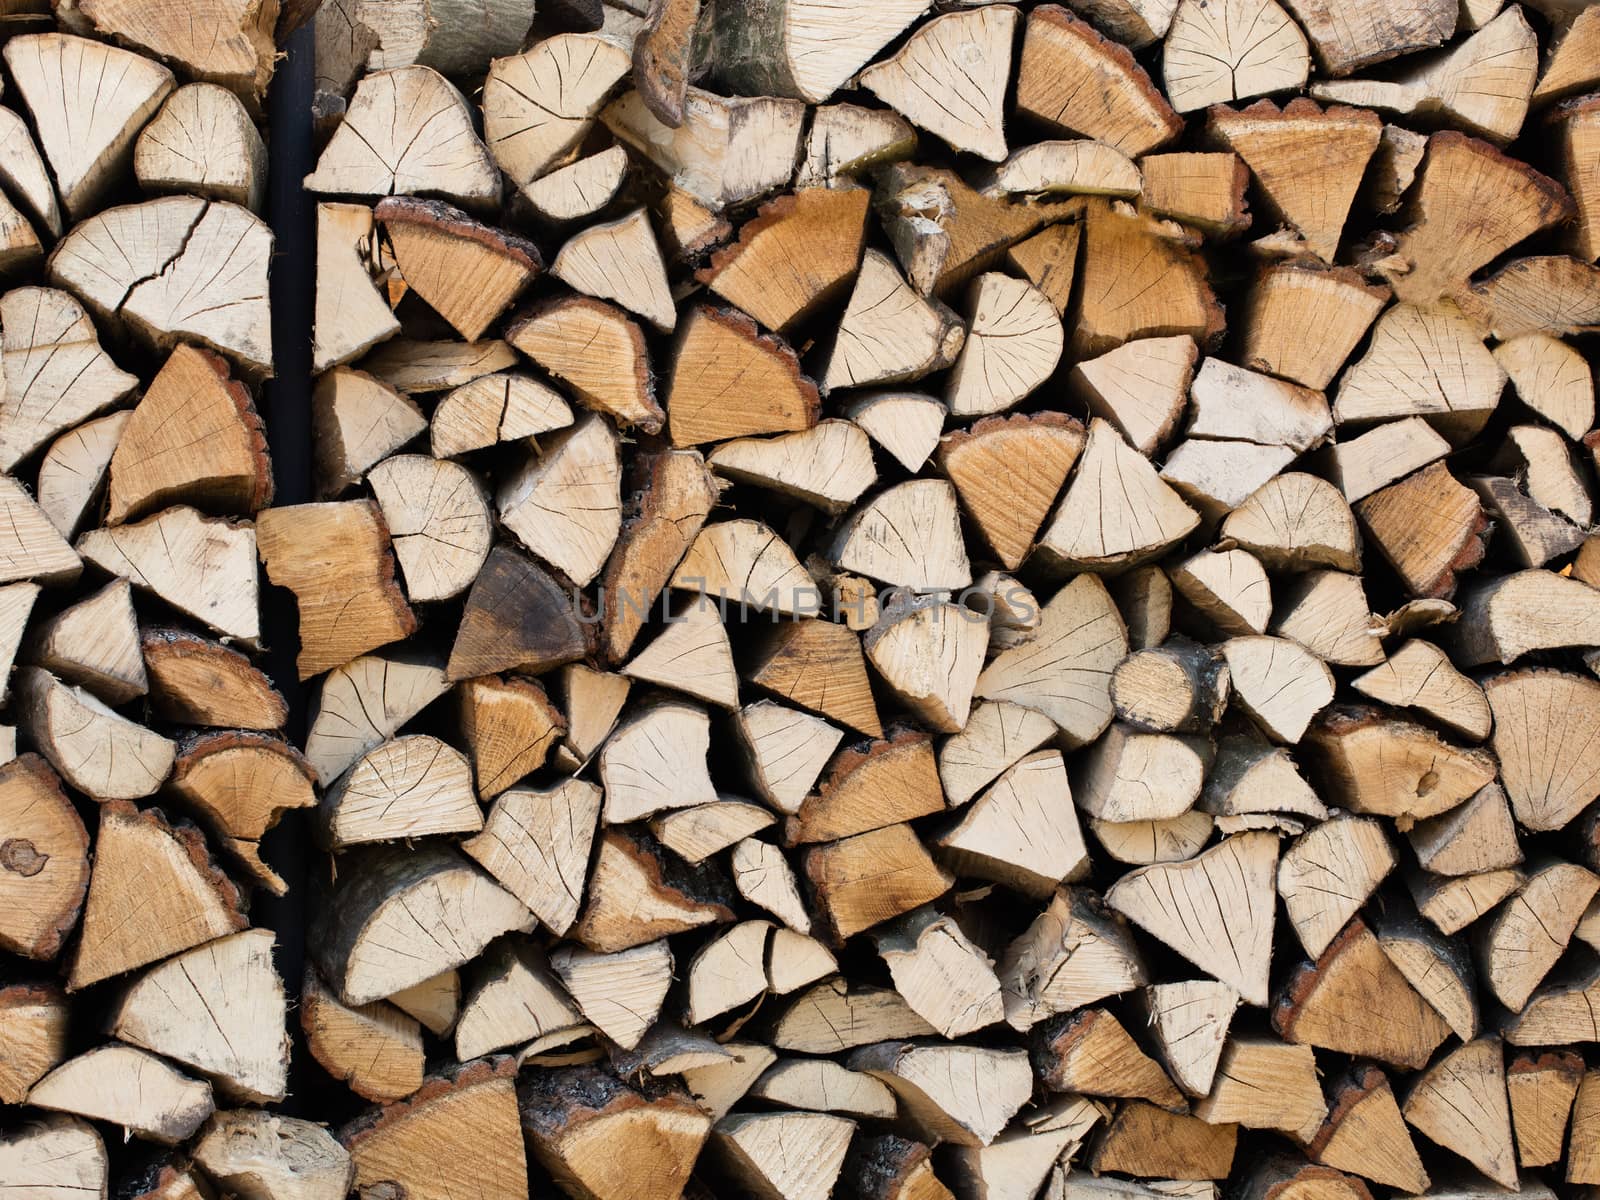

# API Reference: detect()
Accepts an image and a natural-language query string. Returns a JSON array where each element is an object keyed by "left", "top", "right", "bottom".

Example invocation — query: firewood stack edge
[{"left": 9, "top": 0, "right": 1600, "bottom": 1197}]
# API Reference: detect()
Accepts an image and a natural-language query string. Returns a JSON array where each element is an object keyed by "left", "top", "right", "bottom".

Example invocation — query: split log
[
  {"left": 1193, "top": 1038, "right": 1323, "bottom": 1141},
  {"left": 483, "top": 34, "right": 631, "bottom": 187},
  {"left": 851, "top": 1042, "right": 1032, "bottom": 1147},
  {"left": 1033, "top": 1008, "right": 1184, "bottom": 1109},
  {"left": 312, "top": 205, "right": 398, "bottom": 373},
  {"left": 1089, "top": 1103, "right": 1237, "bottom": 1180},
  {"left": 709, "top": 421, "right": 876, "bottom": 515},
  {"left": 821, "top": 250, "right": 964, "bottom": 392},
  {"left": 1067, "top": 336, "right": 1196, "bottom": 456},
  {"left": 302, "top": 969, "right": 425, "bottom": 1102},
  {"left": 36, "top": 411, "right": 130, "bottom": 539},
  {"left": 28, "top": 1043, "right": 213, "bottom": 1145},
  {"left": 16, "top": 668, "right": 174, "bottom": 800},
  {"left": 1401, "top": 1038, "right": 1517, "bottom": 1188},
  {"left": 713, "top": 1111, "right": 855, "bottom": 1200},
  {"left": 142, "top": 628, "right": 282, "bottom": 730},
  {"left": 135, "top": 84, "right": 267, "bottom": 210},
  {"left": 0, "top": 1117, "right": 108, "bottom": 1200},
  {"left": 0, "top": 755, "right": 87, "bottom": 960},
  {"left": 446, "top": 545, "right": 589, "bottom": 681},
  {"left": 191, "top": 1110, "right": 353, "bottom": 1200},
  {"left": 1163, "top": 0, "right": 1309, "bottom": 111},
  {"left": 671, "top": 305, "right": 819, "bottom": 442},
  {"left": 549, "top": 940, "right": 675, "bottom": 1049}
]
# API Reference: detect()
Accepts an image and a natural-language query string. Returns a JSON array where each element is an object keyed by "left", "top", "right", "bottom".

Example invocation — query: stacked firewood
[
  {"left": 0, "top": 1, "right": 339, "bottom": 1197},
  {"left": 12, "top": 0, "right": 1600, "bottom": 1197}
]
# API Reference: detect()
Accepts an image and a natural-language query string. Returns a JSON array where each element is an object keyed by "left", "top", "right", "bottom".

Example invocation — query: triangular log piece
[
  {"left": 1408, "top": 783, "right": 1522, "bottom": 877},
  {"left": 320, "top": 734, "right": 480, "bottom": 849},
  {"left": 1193, "top": 1038, "right": 1324, "bottom": 1141},
  {"left": 168, "top": 731, "right": 315, "bottom": 895},
  {"left": 1496, "top": 332, "right": 1594, "bottom": 440},
  {"left": 1401, "top": 1038, "right": 1517, "bottom": 1189},
  {"left": 712, "top": 1110, "right": 855, "bottom": 1200},
  {"left": 846, "top": 393, "right": 945, "bottom": 474},
  {"left": 0, "top": 108, "right": 60, "bottom": 238},
  {"left": 1355, "top": 463, "right": 1489, "bottom": 599},
  {"left": 310, "top": 843, "right": 532, "bottom": 1006},
  {"left": 446, "top": 545, "right": 589, "bottom": 682},
  {"left": 1470, "top": 472, "right": 1586, "bottom": 568},
  {"left": 339, "top": 1061, "right": 526, "bottom": 1200},
  {"left": 1163, "top": 0, "right": 1309, "bottom": 112},
  {"left": 1567, "top": 1069, "right": 1600, "bottom": 1184},
  {"left": 256, "top": 501, "right": 415, "bottom": 679},
  {"left": 1486, "top": 669, "right": 1600, "bottom": 831},
  {"left": 938, "top": 749, "right": 1090, "bottom": 898},
  {"left": 191, "top": 1110, "right": 353, "bottom": 1200},
  {"left": 793, "top": 104, "right": 917, "bottom": 188},
  {"left": 708, "top": 421, "right": 877, "bottom": 515},
  {"left": 1168, "top": 547, "right": 1272, "bottom": 637},
  {"left": 747, "top": 1059, "right": 895, "bottom": 1121},
  {"left": 0, "top": 474, "right": 77, "bottom": 586},
  {"left": 135, "top": 83, "right": 267, "bottom": 210},
  {"left": 1031, "top": 1007, "right": 1184, "bottom": 1109},
  {"left": 598, "top": 699, "right": 716, "bottom": 823},
  {"left": 1200, "top": 735, "right": 1325, "bottom": 820},
  {"left": 850, "top": 1042, "right": 1032, "bottom": 1147},
  {"left": 569, "top": 828, "right": 734, "bottom": 953},
  {"left": 1507, "top": 1050, "right": 1582, "bottom": 1168},
  {"left": 27, "top": 1043, "right": 212, "bottom": 1145},
  {"left": 686, "top": 920, "right": 771, "bottom": 1025},
  {"left": 1273, "top": 918, "right": 1451, "bottom": 1068},
  {"left": 821, "top": 250, "right": 965, "bottom": 391},
  {"left": 1303, "top": 706, "right": 1495, "bottom": 823},
  {"left": 698, "top": 188, "right": 870, "bottom": 332},
  {"left": 1239, "top": 262, "right": 1388, "bottom": 390},
  {"left": 549, "top": 940, "right": 674, "bottom": 1050},
  {"left": 301, "top": 652, "right": 448, "bottom": 786},
  {"left": 375, "top": 197, "right": 541, "bottom": 342},
  {"left": 1066, "top": 336, "right": 1196, "bottom": 456},
  {"left": 681, "top": 1042, "right": 777, "bottom": 1123},
  {"left": 863, "top": 595, "right": 987, "bottom": 734},
  {"left": 1072, "top": 724, "right": 1206, "bottom": 822},
  {"left": 1069, "top": 201, "right": 1223, "bottom": 358},
  {"left": 786, "top": 729, "right": 943, "bottom": 846},
  {"left": 670, "top": 305, "right": 820, "bottom": 444},
  {"left": 430, "top": 373, "right": 573, "bottom": 461},
  {"left": 873, "top": 906, "right": 1005, "bottom": 1039},
  {"left": 387, "top": 970, "right": 462, "bottom": 1038},
  {"left": 302, "top": 968, "right": 425, "bottom": 1102},
  {"left": 946, "top": 274, "right": 1064, "bottom": 418},
  {"left": 454, "top": 942, "right": 582, "bottom": 1061},
  {"left": 305, "top": 66, "right": 498, "bottom": 207},
  {"left": 859, "top": 7, "right": 1015, "bottom": 162},
  {"left": 1006, "top": 222, "right": 1081, "bottom": 315},
  {"left": 1220, "top": 473, "right": 1359, "bottom": 573},
  {"left": 1016, "top": 6, "right": 1183, "bottom": 155},
  {"left": 4, "top": 33, "right": 174, "bottom": 219},
  {"left": 0, "top": 755, "right": 87, "bottom": 961},
  {"left": 1278, "top": 815, "right": 1396, "bottom": 957},
  {"left": 463, "top": 779, "right": 600, "bottom": 936},
  {"left": 506, "top": 297, "right": 662, "bottom": 433},
  {"left": 1089, "top": 1103, "right": 1237, "bottom": 1180},
  {"left": 998, "top": 886, "right": 1148, "bottom": 1031},
  {"left": 312, "top": 369, "right": 424, "bottom": 496},
  {"left": 1307, "top": 1065, "right": 1430, "bottom": 1194},
  {"left": 1479, "top": 860, "right": 1600, "bottom": 1012},
  {"left": 1412, "top": 866, "right": 1526, "bottom": 936},
  {"left": 1454, "top": 570, "right": 1600, "bottom": 667},
  {"left": 1036, "top": 419, "right": 1199, "bottom": 573},
  {"left": 976, "top": 574, "right": 1129, "bottom": 747},
  {"left": 1186, "top": 357, "right": 1332, "bottom": 452},
  {"left": 982, "top": 139, "right": 1142, "bottom": 199},
  {"left": 771, "top": 980, "right": 938, "bottom": 1054},
  {"left": 748, "top": 618, "right": 883, "bottom": 738},
  {"left": 111, "top": 928, "right": 288, "bottom": 1104},
  {"left": 804, "top": 823, "right": 953, "bottom": 943},
  {"left": 733, "top": 701, "right": 844, "bottom": 816},
  {"left": 551, "top": 208, "right": 674, "bottom": 333},
  {"left": 1532, "top": 5, "right": 1600, "bottom": 104},
  {"left": 312, "top": 205, "right": 399, "bottom": 374},
  {"left": 938, "top": 414, "right": 1084, "bottom": 570},
  {"left": 141, "top": 628, "right": 285, "bottom": 730},
  {"left": 1107, "top": 832, "right": 1278, "bottom": 1006},
  {"left": 938, "top": 700, "right": 1057, "bottom": 808},
  {"left": 1374, "top": 907, "right": 1480, "bottom": 1042},
  {"left": 1222, "top": 636, "right": 1335, "bottom": 744},
  {"left": 622, "top": 598, "right": 738, "bottom": 710},
  {"left": 0, "top": 287, "right": 137, "bottom": 472},
  {"left": 831, "top": 479, "right": 970, "bottom": 591},
  {"left": 1159, "top": 439, "right": 1296, "bottom": 524},
  {"left": 0, "top": 1116, "right": 108, "bottom": 1200},
  {"left": 1141, "top": 150, "right": 1251, "bottom": 234},
  {"left": 1327, "top": 419, "right": 1451, "bottom": 507},
  {"left": 1140, "top": 979, "right": 1238, "bottom": 1098},
  {"left": 764, "top": 928, "right": 836, "bottom": 999},
  {"left": 1280, "top": 0, "right": 1452, "bottom": 75},
  {"left": 1268, "top": 570, "right": 1384, "bottom": 668},
  {"left": 1352, "top": 639, "right": 1490, "bottom": 739},
  {"left": 25, "top": 578, "right": 143, "bottom": 705},
  {"left": 1092, "top": 811, "right": 1216, "bottom": 864},
  {"left": 456, "top": 675, "right": 564, "bottom": 799},
  {"left": 37, "top": 411, "right": 130, "bottom": 539},
  {"left": 481, "top": 33, "right": 629, "bottom": 186},
  {"left": 15, "top": 668, "right": 174, "bottom": 801},
  {"left": 734, "top": 835, "right": 811, "bottom": 928}
]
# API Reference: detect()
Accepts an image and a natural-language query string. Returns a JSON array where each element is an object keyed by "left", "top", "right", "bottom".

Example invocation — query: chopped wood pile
[{"left": 9, "top": 0, "right": 1600, "bottom": 1198}]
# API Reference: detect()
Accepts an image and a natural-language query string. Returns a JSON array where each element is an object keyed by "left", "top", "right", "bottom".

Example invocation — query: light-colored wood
[
  {"left": 483, "top": 33, "right": 630, "bottom": 187},
  {"left": 36, "top": 411, "right": 130, "bottom": 539},
  {"left": 1141, "top": 979, "right": 1237, "bottom": 1097},
  {"left": 997, "top": 886, "right": 1147, "bottom": 1031},
  {"left": 1269, "top": 570, "right": 1383, "bottom": 668},
  {"left": 0, "top": 107, "right": 59, "bottom": 239},
  {"left": 341, "top": 1061, "right": 526, "bottom": 1200},
  {"left": 847, "top": 393, "right": 945, "bottom": 474},
  {"left": 1412, "top": 866, "right": 1526, "bottom": 935},
  {"left": 976, "top": 573, "right": 1128, "bottom": 746},
  {"left": 730, "top": 837, "right": 810, "bottom": 933},
  {"left": 822, "top": 250, "right": 965, "bottom": 391},
  {"left": 599, "top": 699, "right": 716, "bottom": 823},
  {"left": 805, "top": 823, "right": 952, "bottom": 943},
  {"left": 367, "top": 455, "right": 491, "bottom": 604},
  {"left": 1357, "top": 462, "right": 1489, "bottom": 599},
  {"left": 771, "top": 979, "right": 937, "bottom": 1053},
  {"left": 455, "top": 675, "right": 564, "bottom": 800},
  {"left": 571, "top": 828, "right": 734, "bottom": 952},
  {"left": 1495, "top": 332, "right": 1593, "bottom": 440},
  {"left": 1402, "top": 1038, "right": 1517, "bottom": 1189},
  {"left": 257, "top": 501, "right": 414, "bottom": 679},
  {"left": 1033, "top": 1007, "right": 1184, "bottom": 1109},
  {"left": 603, "top": 87, "right": 806, "bottom": 211},
  {"left": 15, "top": 668, "right": 174, "bottom": 801},
  {"left": 551, "top": 208, "right": 674, "bottom": 333},
  {"left": 1163, "top": 0, "right": 1309, "bottom": 111},
  {"left": 1140, "top": 150, "right": 1249, "bottom": 234},
  {"left": 0, "top": 287, "right": 137, "bottom": 472},
  {"left": 136, "top": 83, "right": 266, "bottom": 210},
  {"left": 670, "top": 304, "right": 819, "bottom": 444},
  {"left": 1067, "top": 336, "right": 1195, "bottom": 456},
  {"left": 766, "top": 928, "right": 837, "bottom": 996},
  {"left": 686, "top": 919, "right": 771, "bottom": 1025},
  {"left": 549, "top": 939, "right": 674, "bottom": 1050},
  {"left": 311, "top": 843, "right": 531, "bottom": 1006},
  {"left": 1307, "top": 1066, "right": 1430, "bottom": 1194},
  {"left": 1074, "top": 724, "right": 1205, "bottom": 821},
  {"left": 455, "top": 942, "right": 582, "bottom": 1061},
  {"left": 507, "top": 298, "right": 661, "bottom": 433},
  {"left": 26, "top": 578, "right": 144, "bottom": 706},
  {"left": 1220, "top": 473, "right": 1359, "bottom": 573},
  {"left": 1113, "top": 641, "right": 1227, "bottom": 735},
  {"left": 1508, "top": 1051, "right": 1582, "bottom": 1168},
  {"left": 851, "top": 1042, "right": 1031, "bottom": 1148},
  {"left": 1239, "top": 263, "right": 1387, "bottom": 390},
  {"left": 1456, "top": 569, "right": 1600, "bottom": 668},
  {"left": 192, "top": 1110, "right": 354, "bottom": 1200},
  {"left": 1279, "top": 0, "right": 1451, "bottom": 75},
  {"left": 1275, "top": 918, "right": 1450, "bottom": 1069},
  {"left": 463, "top": 778, "right": 599, "bottom": 936},
  {"left": 4, "top": 33, "right": 173, "bottom": 219},
  {"left": 321, "top": 735, "right": 480, "bottom": 849},
  {"left": 874, "top": 907, "right": 1004, "bottom": 1041},
  {"left": 377, "top": 196, "right": 539, "bottom": 341},
  {"left": 0, "top": 474, "right": 78, "bottom": 586},
  {"left": 985, "top": 139, "right": 1141, "bottom": 199},
  {"left": 794, "top": 103, "right": 917, "bottom": 188},
  {"left": 302, "top": 651, "right": 447, "bottom": 785},
  {"left": 306, "top": 66, "right": 497, "bottom": 207},
  {"left": 1222, "top": 636, "right": 1334, "bottom": 743},
  {"left": 1326, "top": 418, "right": 1451, "bottom": 504},
  {"left": 0, "top": 1116, "right": 108, "bottom": 1200},
  {"left": 947, "top": 274, "right": 1064, "bottom": 418},
  {"left": 709, "top": 421, "right": 876, "bottom": 514},
  {"left": 1352, "top": 638, "right": 1489, "bottom": 739},
  {"left": 1377, "top": 913, "right": 1477, "bottom": 1038},
  {"left": 387, "top": 970, "right": 461, "bottom": 1038},
  {"left": 832, "top": 479, "right": 970, "bottom": 591},
  {"left": 1005, "top": 222, "right": 1081, "bottom": 317},
  {"left": 712, "top": 1111, "right": 854, "bottom": 1200},
  {"left": 28, "top": 1044, "right": 212, "bottom": 1145},
  {"left": 498, "top": 413, "right": 620, "bottom": 589},
  {"left": 1168, "top": 548, "right": 1272, "bottom": 637},
  {"left": 1305, "top": 706, "right": 1496, "bottom": 823},
  {"left": 112, "top": 928, "right": 287, "bottom": 1103},
  {"left": 863, "top": 596, "right": 986, "bottom": 734},
  {"left": 302, "top": 968, "right": 424, "bottom": 1102},
  {"left": 1487, "top": 669, "right": 1600, "bottom": 831},
  {"left": 523, "top": 146, "right": 627, "bottom": 223},
  {"left": 312, "top": 369, "right": 423, "bottom": 496},
  {"left": 938, "top": 700, "right": 1057, "bottom": 807},
  {"left": 1017, "top": 6, "right": 1182, "bottom": 154},
  {"left": 748, "top": 1060, "right": 895, "bottom": 1121},
  {"left": 733, "top": 701, "right": 843, "bottom": 815},
  {"left": 1160, "top": 439, "right": 1296, "bottom": 525},
  {"left": 1278, "top": 816, "right": 1394, "bottom": 957},
  {"left": 1480, "top": 860, "right": 1599, "bottom": 1012},
  {"left": 1037, "top": 418, "right": 1199, "bottom": 572},
  {"left": 714, "top": 0, "right": 931, "bottom": 105},
  {"left": 313, "top": 203, "right": 397, "bottom": 373},
  {"left": 1569, "top": 1069, "right": 1600, "bottom": 1184}
]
